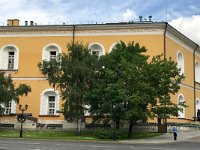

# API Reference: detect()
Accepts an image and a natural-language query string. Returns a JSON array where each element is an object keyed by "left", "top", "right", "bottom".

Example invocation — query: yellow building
[{"left": 0, "top": 19, "right": 200, "bottom": 128}]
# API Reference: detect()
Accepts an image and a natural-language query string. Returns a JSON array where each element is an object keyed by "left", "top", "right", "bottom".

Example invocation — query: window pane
[
  {"left": 50, "top": 51, "right": 57, "bottom": 59},
  {"left": 48, "top": 109, "right": 54, "bottom": 115},
  {"left": 4, "top": 101, "right": 12, "bottom": 115},
  {"left": 177, "top": 52, "right": 184, "bottom": 75},
  {"left": 48, "top": 96, "right": 55, "bottom": 115},
  {"left": 8, "top": 52, "right": 15, "bottom": 70},
  {"left": 89, "top": 44, "right": 103, "bottom": 57}
]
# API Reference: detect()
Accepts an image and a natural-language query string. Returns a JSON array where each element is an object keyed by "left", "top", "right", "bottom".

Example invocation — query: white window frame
[
  {"left": 177, "top": 51, "right": 184, "bottom": 75},
  {"left": 109, "top": 42, "right": 118, "bottom": 53},
  {"left": 88, "top": 43, "right": 105, "bottom": 57},
  {"left": 0, "top": 45, "right": 19, "bottom": 70},
  {"left": 48, "top": 96, "right": 56, "bottom": 115},
  {"left": 195, "top": 61, "right": 200, "bottom": 83},
  {"left": 42, "top": 43, "right": 61, "bottom": 61},
  {"left": 177, "top": 94, "right": 185, "bottom": 118},
  {"left": 2, "top": 100, "right": 16, "bottom": 115},
  {"left": 4, "top": 101, "right": 12, "bottom": 114},
  {"left": 8, "top": 51, "right": 15, "bottom": 70},
  {"left": 40, "top": 89, "right": 60, "bottom": 116}
]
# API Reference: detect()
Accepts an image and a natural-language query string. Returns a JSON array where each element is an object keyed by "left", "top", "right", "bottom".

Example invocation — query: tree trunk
[
  {"left": 128, "top": 119, "right": 134, "bottom": 139},
  {"left": 157, "top": 117, "right": 161, "bottom": 133},
  {"left": 116, "top": 119, "right": 120, "bottom": 129},
  {"left": 157, "top": 117, "right": 167, "bottom": 133},
  {"left": 157, "top": 117, "right": 161, "bottom": 126},
  {"left": 76, "top": 118, "right": 81, "bottom": 135}
]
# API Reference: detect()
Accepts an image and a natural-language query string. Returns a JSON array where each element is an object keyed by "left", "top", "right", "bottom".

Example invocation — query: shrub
[{"left": 94, "top": 129, "right": 122, "bottom": 139}]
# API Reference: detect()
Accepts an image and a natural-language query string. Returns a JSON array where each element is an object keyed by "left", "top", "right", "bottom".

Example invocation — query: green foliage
[
  {"left": 94, "top": 129, "right": 121, "bottom": 139},
  {"left": 38, "top": 42, "right": 99, "bottom": 134},
  {"left": 87, "top": 41, "right": 150, "bottom": 120},
  {"left": 16, "top": 84, "right": 31, "bottom": 97},
  {"left": 38, "top": 40, "right": 184, "bottom": 136},
  {"left": 0, "top": 72, "right": 31, "bottom": 115},
  {"left": 146, "top": 55, "right": 185, "bottom": 119},
  {"left": 86, "top": 41, "right": 184, "bottom": 137}
]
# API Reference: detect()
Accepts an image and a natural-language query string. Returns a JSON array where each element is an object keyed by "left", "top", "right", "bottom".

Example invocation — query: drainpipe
[
  {"left": 72, "top": 25, "right": 76, "bottom": 45},
  {"left": 162, "top": 22, "right": 168, "bottom": 125},
  {"left": 193, "top": 44, "right": 199, "bottom": 121},
  {"left": 164, "top": 22, "right": 168, "bottom": 59}
]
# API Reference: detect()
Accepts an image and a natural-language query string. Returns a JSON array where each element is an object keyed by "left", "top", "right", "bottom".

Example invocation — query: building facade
[{"left": 0, "top": 19, "right": 200, "bottom": 128}]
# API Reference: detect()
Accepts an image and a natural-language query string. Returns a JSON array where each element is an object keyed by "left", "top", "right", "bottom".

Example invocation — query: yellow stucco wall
[
  {"left": 0, "top": 33, "right": 164, "bottom": 121},
  {"left": 0, "top": 36, "right": 73, "bottom": 77},
  {"left": 13, "top": 80, "right": 64, "bottom": 120},
  {"left": 0, "top": 24, "right": 199, "bottom": 125}
]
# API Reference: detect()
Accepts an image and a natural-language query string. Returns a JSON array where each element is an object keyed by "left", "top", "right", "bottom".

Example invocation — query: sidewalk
[{"left": 120, "top": 130, "right": 200, "bottom": 144}]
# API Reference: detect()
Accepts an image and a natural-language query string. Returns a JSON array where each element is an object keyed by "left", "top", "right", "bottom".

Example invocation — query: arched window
[
  {"left": 109, "top": 43, "right": 118, "bottom": 53},
  {"left": 177, "top": 51, "right": 184, "bottom": 75},
  {"left": 88, "top": 43, "right": 104, "bottom": 57},
  {"left": 195, "top": 61, "right": 200, "bottom": 83},
  {"left": 42, "top": 44, "right": 61, "bottom": 61},
  {"left": 40, "top": 89, "right": 60, "bottom": 116},
  {"left": 0, "top": 45, "right": 19, "bottom": 70},
  {"left": 178, "top": 94, "right": 185, "bottom": 118}
]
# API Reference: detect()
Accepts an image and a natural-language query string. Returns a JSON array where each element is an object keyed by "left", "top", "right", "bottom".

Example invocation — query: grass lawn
[{"left": 0, "top": 129, "right": 162, "bottom": 140}]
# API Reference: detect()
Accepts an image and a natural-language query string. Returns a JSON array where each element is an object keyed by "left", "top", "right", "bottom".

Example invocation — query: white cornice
[
  {"left": 76, "top": 31, "right": 163, "bottom": 36},
  {"left": 12, "top": 77, "right": 46, "bottom": 80},
  {"left": 166, "top": 32, "right": 200, "bottom": 57},
  {"left": 166, "top": 32, "right": 193, "bottom": 52},
  {"left": 0, "top": 29, "right": 163, "bottom": 37},
  {"left": 0, "top": 32, "right": 70, "bottom": 37}
]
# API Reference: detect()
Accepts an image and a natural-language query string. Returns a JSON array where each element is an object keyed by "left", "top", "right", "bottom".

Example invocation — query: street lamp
[
  {"left": 112, "top": 103, "right": 116, "bottom": 140},
  {"left": 18, "top": 104, "right": 28, "bottom": 138}
]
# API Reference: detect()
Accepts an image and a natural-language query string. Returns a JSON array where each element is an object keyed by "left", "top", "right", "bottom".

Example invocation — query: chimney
[
  {"left": 12, "top": 19, "right": 20, "bottom": 26},
  {"left": 30, "top": 21, "right": 34, "bottom": 26},
  {"left": 7, "top": 19, "right": 20, "bottom": 26},
  {"left": 7, "top": 19, "right": 13, "bottom": 26},
  {"left": 25, "top": 21, "right": 28, "bottom": 26}
]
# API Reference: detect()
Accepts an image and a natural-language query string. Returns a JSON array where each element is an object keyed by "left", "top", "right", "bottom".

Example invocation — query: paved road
[
  {"left": 0, "top": 137, "right": 200, "bottom": 150},
  {"left": 120, "top": 130, "right": 200, "bottom": 144}
]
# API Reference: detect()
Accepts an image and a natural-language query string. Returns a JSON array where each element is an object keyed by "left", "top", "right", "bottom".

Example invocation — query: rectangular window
[
  {"left": 48, "top": 96, "right": 55, "bottom": 115},
  {"left": 4, "top": 101, "right": 12, "bottom": 115},
  {"left": 50, "top": 51, "right": 57, "bottom": 60},
  {"left": 8, "top": 52, "right": 15, "bottom": 70}
]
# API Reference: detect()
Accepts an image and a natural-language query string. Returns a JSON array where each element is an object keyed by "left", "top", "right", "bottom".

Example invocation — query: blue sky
[{"left": 0, "top": 0, "right": 200, "bottom": 44}]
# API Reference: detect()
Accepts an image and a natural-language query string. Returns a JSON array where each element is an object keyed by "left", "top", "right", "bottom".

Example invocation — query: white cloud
[
  {"left": 122, "top": 9, "right": 137, "bottom": 21},
  {"left": 169, "top": 15, "right": 200, "bottom": 45},
  {"left": 0, "top": 0, "right": 71, "bottom": 25}
]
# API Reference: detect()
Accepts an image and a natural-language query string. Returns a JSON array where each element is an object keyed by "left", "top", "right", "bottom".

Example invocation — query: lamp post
[
  {"left": 112, "top": 103, "right": 116, "bottom": 140},
  {"left": 18, "top": 104, "right": 28, "bottom": 138}
]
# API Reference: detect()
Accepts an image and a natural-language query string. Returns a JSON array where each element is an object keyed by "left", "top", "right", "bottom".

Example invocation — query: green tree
[
  {"left": 87, "top": 41, "right": 184, "bottom": 138},
  {"left": 86, "top": 41, "right": 152, "bottom": 138},
  {"left": 0, "top": 72, "right": 31, "bottom": 115},
  {"left": 38, "top": 42, "right": 98, "bottom": 135},
  {"left": 146, "top": 55, "right": 185, "bottom": 132}
]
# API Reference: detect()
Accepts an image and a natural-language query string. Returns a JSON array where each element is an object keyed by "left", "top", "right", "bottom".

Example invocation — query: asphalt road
[{"left": 0, "top": 137, "right": 200, "bottom": 150}]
